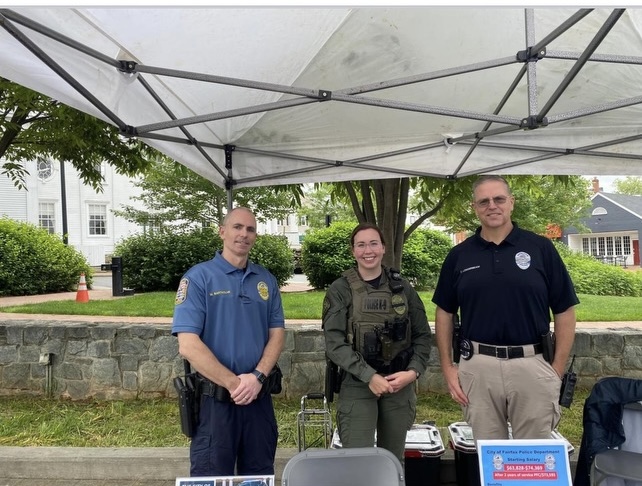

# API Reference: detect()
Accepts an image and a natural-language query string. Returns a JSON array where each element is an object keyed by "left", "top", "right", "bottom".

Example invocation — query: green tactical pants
[{"left": 336, "top": 372, "right": 417, "bottom": 462}]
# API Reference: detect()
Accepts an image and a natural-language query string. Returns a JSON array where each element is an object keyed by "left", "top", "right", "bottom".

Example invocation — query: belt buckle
[{"left": 495, "top": 346, "right": 508, "bottom": 359}]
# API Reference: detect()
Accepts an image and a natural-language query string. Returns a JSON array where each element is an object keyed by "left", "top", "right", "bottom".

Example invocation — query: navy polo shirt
[
  {"left": 172, "top": 251, "right": 285, "bottom": 374},
  {"left": 432, "top": 223, "right": 579, "bottom": 345}
]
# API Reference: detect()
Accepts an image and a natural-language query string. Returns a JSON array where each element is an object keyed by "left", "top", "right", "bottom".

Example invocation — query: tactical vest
[{"left": 344, "top": 267, "right": 412, "bottom": 371}]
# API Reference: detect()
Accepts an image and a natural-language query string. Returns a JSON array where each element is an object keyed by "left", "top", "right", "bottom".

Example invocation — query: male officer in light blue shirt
[{"left": 172, "top": 207, "right": 285, "bottom": 477}]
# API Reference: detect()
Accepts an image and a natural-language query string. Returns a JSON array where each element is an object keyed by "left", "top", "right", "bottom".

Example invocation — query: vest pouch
[
  {"left": 391, "top": 317, "right": 408, "bottom": 342},
  {"left": 380, "top": 334, "right": 394, "bottom": 361},
  {"left": 354, "top": 322, "right": 383, "bottom": 362}
]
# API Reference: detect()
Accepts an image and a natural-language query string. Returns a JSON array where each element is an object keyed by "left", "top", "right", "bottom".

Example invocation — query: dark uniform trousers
[
  {"left": 336, "top": 372, "right": 416, "bottom": 462},
  {"left": 189, "top": 393, "right": 278, "bottom": 477}
]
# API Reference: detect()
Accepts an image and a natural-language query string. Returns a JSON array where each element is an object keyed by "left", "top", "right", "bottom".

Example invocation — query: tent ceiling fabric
[{"left": 2, "top": 7, "right": 642, "bottom": 189}]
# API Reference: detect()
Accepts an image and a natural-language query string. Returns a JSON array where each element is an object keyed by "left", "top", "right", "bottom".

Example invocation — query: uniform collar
[
  {"left": 213, "top": 250, "right": 257, "bottom": 275},
  {"left": 473, "top": 221, "right": 520, "bottom": 248}
]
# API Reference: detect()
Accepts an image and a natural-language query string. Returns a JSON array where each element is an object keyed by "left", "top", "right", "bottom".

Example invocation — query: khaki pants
[
  {"left": 458, "top": 352, "right": 562, "bottom": 441},
  {"left": 336, "top": 372, "right": 416, "bottom": 462}
]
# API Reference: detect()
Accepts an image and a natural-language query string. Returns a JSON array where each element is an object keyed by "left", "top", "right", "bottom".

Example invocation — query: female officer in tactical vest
[{"left": 322, "top": 222, "right": 432, "bottom": 462}]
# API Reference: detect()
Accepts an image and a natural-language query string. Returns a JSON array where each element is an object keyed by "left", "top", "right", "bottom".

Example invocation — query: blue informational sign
[
  {"left": 476, "top": 439, "right": 572, "bottom": 486},
  {"left": 175, "top": 476, "right": 273, "bottom": 486}
]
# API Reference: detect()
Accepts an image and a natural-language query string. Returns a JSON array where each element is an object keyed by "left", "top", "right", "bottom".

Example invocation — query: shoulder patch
[
  {"left": 175, "top": 278, "right": 189, "bottom": 305},
  {"left": 322, "top": 295, "right": 331, "bottom": 319}
]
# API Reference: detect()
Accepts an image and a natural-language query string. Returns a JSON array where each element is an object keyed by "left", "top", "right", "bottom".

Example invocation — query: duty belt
[
  {"left": 198, "top": 377, "right": 232, "bottom": 402},
  {"left": 473, "top": 342, "right": 543, "bottom": 359}
]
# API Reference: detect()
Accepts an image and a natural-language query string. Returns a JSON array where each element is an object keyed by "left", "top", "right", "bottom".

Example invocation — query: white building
[{"left": 0, "top": 158, "right": 146, "bottom": 266}]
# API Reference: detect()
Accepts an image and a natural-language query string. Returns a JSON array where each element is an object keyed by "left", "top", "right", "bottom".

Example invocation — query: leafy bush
[
  {"left": 401, "top": 228, "right": 453, "bottom": 290},
  {"left": 555, "top": 242, "right": 642, "bottom": 297},
  {"left": 248, "top": 234, "right": 294, "bottom": 287},
  {"left": 301, "top": 222, "right": 355, "bottom": 289},
  {"left": 114, "top": 229, "right": 293, "bottom": 292},
  {"left": 0, "top": 218, "right": 91, "bottom": 296}
]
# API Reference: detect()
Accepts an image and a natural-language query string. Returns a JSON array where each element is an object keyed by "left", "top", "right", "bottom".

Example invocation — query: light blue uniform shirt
[{"left": 172, "top": 251, "right": 285, "bottom": 374}]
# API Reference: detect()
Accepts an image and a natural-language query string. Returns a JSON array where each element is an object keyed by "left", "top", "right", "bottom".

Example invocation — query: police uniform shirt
[
  {"left": 432, "top": 223, "right": 579, "bottom": 345},
  {"left": 172, "top": 251, "right": 285, "bottom": 374}
]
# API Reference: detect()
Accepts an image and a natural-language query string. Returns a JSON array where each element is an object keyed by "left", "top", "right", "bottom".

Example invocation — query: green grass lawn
[
  {"left": 2, "top": 290, "right": 642, "bottom": 322},
  {"left": 0, "top": 388, "right": 589, "bottom": 449}
]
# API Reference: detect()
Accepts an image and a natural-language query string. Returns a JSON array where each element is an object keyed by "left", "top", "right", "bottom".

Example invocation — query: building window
[
  {"left": 623, "top": 236, "right": 631, "bottom": 255},
  {"left": 592, "top": 207, "right": 608, "bottom": 216},
  {"left": 37, "top": 159, "right": 54, "bottom": 182},
  {"left": 88, "top": 204, "right": 107, "bottom": 235},
  {"left": 582, "top": 235, "right": 632, "bottom": 257},
  {"left": 39, "top": 202, "right": 55, "bottom": 234}
]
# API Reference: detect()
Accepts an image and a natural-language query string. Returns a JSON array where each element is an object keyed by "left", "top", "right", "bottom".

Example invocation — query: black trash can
[
  {"left": 447, "top": 422, "right": 480, "bottom": 486},
  {"left": 404, "top": 423, "right": 445, "bottom": 486}
]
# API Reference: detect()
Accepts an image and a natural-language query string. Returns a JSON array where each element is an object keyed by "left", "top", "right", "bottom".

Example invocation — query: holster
[
  {"left": 325, "top": 358, "right": 342, "bottom": 403},
  {"left": 541, "top": 331, "right": 556, "bottom": 364},
  {"left": 173, "top": 360, "right": 200, "bottom": 438},
  {"left": 452, "top": 313, "right": 461, "bottom": 364},
  {"left": 263, "top": 363, "right": 283, "bottom": 396}
]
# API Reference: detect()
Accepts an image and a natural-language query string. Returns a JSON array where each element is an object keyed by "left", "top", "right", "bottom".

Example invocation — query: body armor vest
[{"left": 344, "top": 267, "right": 412, "bottom": 371}]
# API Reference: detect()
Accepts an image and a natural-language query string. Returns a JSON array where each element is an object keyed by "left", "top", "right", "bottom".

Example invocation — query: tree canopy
[
  {"left": 0, "top": 77, "right": 156, "bottom": 191},
  {"left": 613, "top": 176, "right": 642, "bottom": 196},
  {"left": 113, "top": 157, "right": 302, "bottom": 230},
  {"left": 325, "top": 175, "right": 592, "bottom": 269}
]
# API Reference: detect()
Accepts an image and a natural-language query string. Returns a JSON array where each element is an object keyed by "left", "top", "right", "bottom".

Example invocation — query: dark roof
[{"left": 594, "top": 193, "right": 642, "bottom": 219}]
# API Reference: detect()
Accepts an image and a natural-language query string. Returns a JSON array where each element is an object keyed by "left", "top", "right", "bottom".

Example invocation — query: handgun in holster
[
  {"left": 541, "top": 331, "right": 556, "bottom": 364},
  {"left": 452, "top": 313, "right": 461, "bottom": 364},
  {"left": 324, "top": 357, "right": 342, "bottom": 403},
  {"left": 173, "top": 359, "right": 200, "bottom": 438}
]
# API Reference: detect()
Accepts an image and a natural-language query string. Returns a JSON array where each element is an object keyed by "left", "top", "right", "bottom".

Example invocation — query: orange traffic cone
[{"left": 76, "top": 272, "right": 89, "bottom": 303}]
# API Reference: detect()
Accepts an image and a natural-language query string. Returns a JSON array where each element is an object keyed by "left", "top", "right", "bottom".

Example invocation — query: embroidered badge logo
[
  {"left": 257, "top": 281, "right": 269, "bottom": 301},
  {"left": 515, "top": 251, "right": 531, "bottom": 270},
  {"left": 175, "top": 278, "right": 189, "bottom": 305},
  {"left": 391, "top": 294, "right": 407, "bottom": 315}
]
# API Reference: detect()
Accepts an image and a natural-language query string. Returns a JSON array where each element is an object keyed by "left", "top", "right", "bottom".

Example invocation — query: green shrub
[
  {"left": 248, "top": 234, "right": 294, "bottom": 287},
  {"left": 555, "top": 242, "right": 642, "bottom": 297},
  {"left": 0, "top": 218, "right": 91, "bottom": 296},
  {"left": 114, "top": 229, "right": 293, "bottom": 292},
  {"left": 401, "top": 228, "right": 453, "bottom": 290},
  {"left": 301, "top": 222, "right": 354, "bottom": 289}
]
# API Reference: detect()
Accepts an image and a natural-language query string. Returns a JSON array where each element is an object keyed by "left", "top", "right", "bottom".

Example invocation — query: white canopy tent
[{"left": 1, "top": 6, "right": 642, "bottom": 192}]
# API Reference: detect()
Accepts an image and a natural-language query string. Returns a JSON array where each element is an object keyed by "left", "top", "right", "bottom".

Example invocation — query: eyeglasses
[
  {"left": 353, "top": 241, "right": 382, "bottom": 251},
  {"left": 474, "top": 196, "right": 510, "bottom": 208}
]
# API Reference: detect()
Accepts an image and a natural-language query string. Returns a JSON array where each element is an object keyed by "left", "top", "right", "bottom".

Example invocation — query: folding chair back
[{"left": 281, "top": 447, "right": 405, "bottom": 486}]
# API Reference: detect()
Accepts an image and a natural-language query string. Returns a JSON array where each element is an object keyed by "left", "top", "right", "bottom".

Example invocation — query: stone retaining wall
[{"left": 1, "top": 319, "right": 641, "bottom": 399}]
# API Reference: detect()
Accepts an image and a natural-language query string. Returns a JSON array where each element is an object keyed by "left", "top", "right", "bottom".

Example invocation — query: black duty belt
[
  {"left": 474, "top": 342, "right": 543, "bottom": 359},
  {"left": 198, "top": 378, "right": 232, "bottom": 402}
]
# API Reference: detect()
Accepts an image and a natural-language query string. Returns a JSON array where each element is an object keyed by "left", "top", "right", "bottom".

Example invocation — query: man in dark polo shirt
[{"left": 432, "top": 175, "right": 579, "bottom": 440}]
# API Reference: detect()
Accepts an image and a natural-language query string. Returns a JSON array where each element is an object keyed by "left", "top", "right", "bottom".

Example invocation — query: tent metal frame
[{"left": 2, "top": 7, "right": 642, "bottom": 193}]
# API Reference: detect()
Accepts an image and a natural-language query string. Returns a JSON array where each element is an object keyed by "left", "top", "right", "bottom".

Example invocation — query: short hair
[
  {"left": 222, "top": 207, "right": 254, "bottom": 226},
  {"left": 350, "top": 222, "right": 386, "bottom": 247},
  {"left": 472, "top": 175, "right": 512, "bottom": 198}
]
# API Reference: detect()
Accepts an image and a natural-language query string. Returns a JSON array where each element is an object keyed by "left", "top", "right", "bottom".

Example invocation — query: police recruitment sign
[{"left": 476, "top": 439, "right": 572, "bottom": 486}]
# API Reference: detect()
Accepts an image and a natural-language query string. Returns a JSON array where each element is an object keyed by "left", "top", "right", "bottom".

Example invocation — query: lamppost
[{"left": 59, "top": 160, "right": 69, "bottom": 245}]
